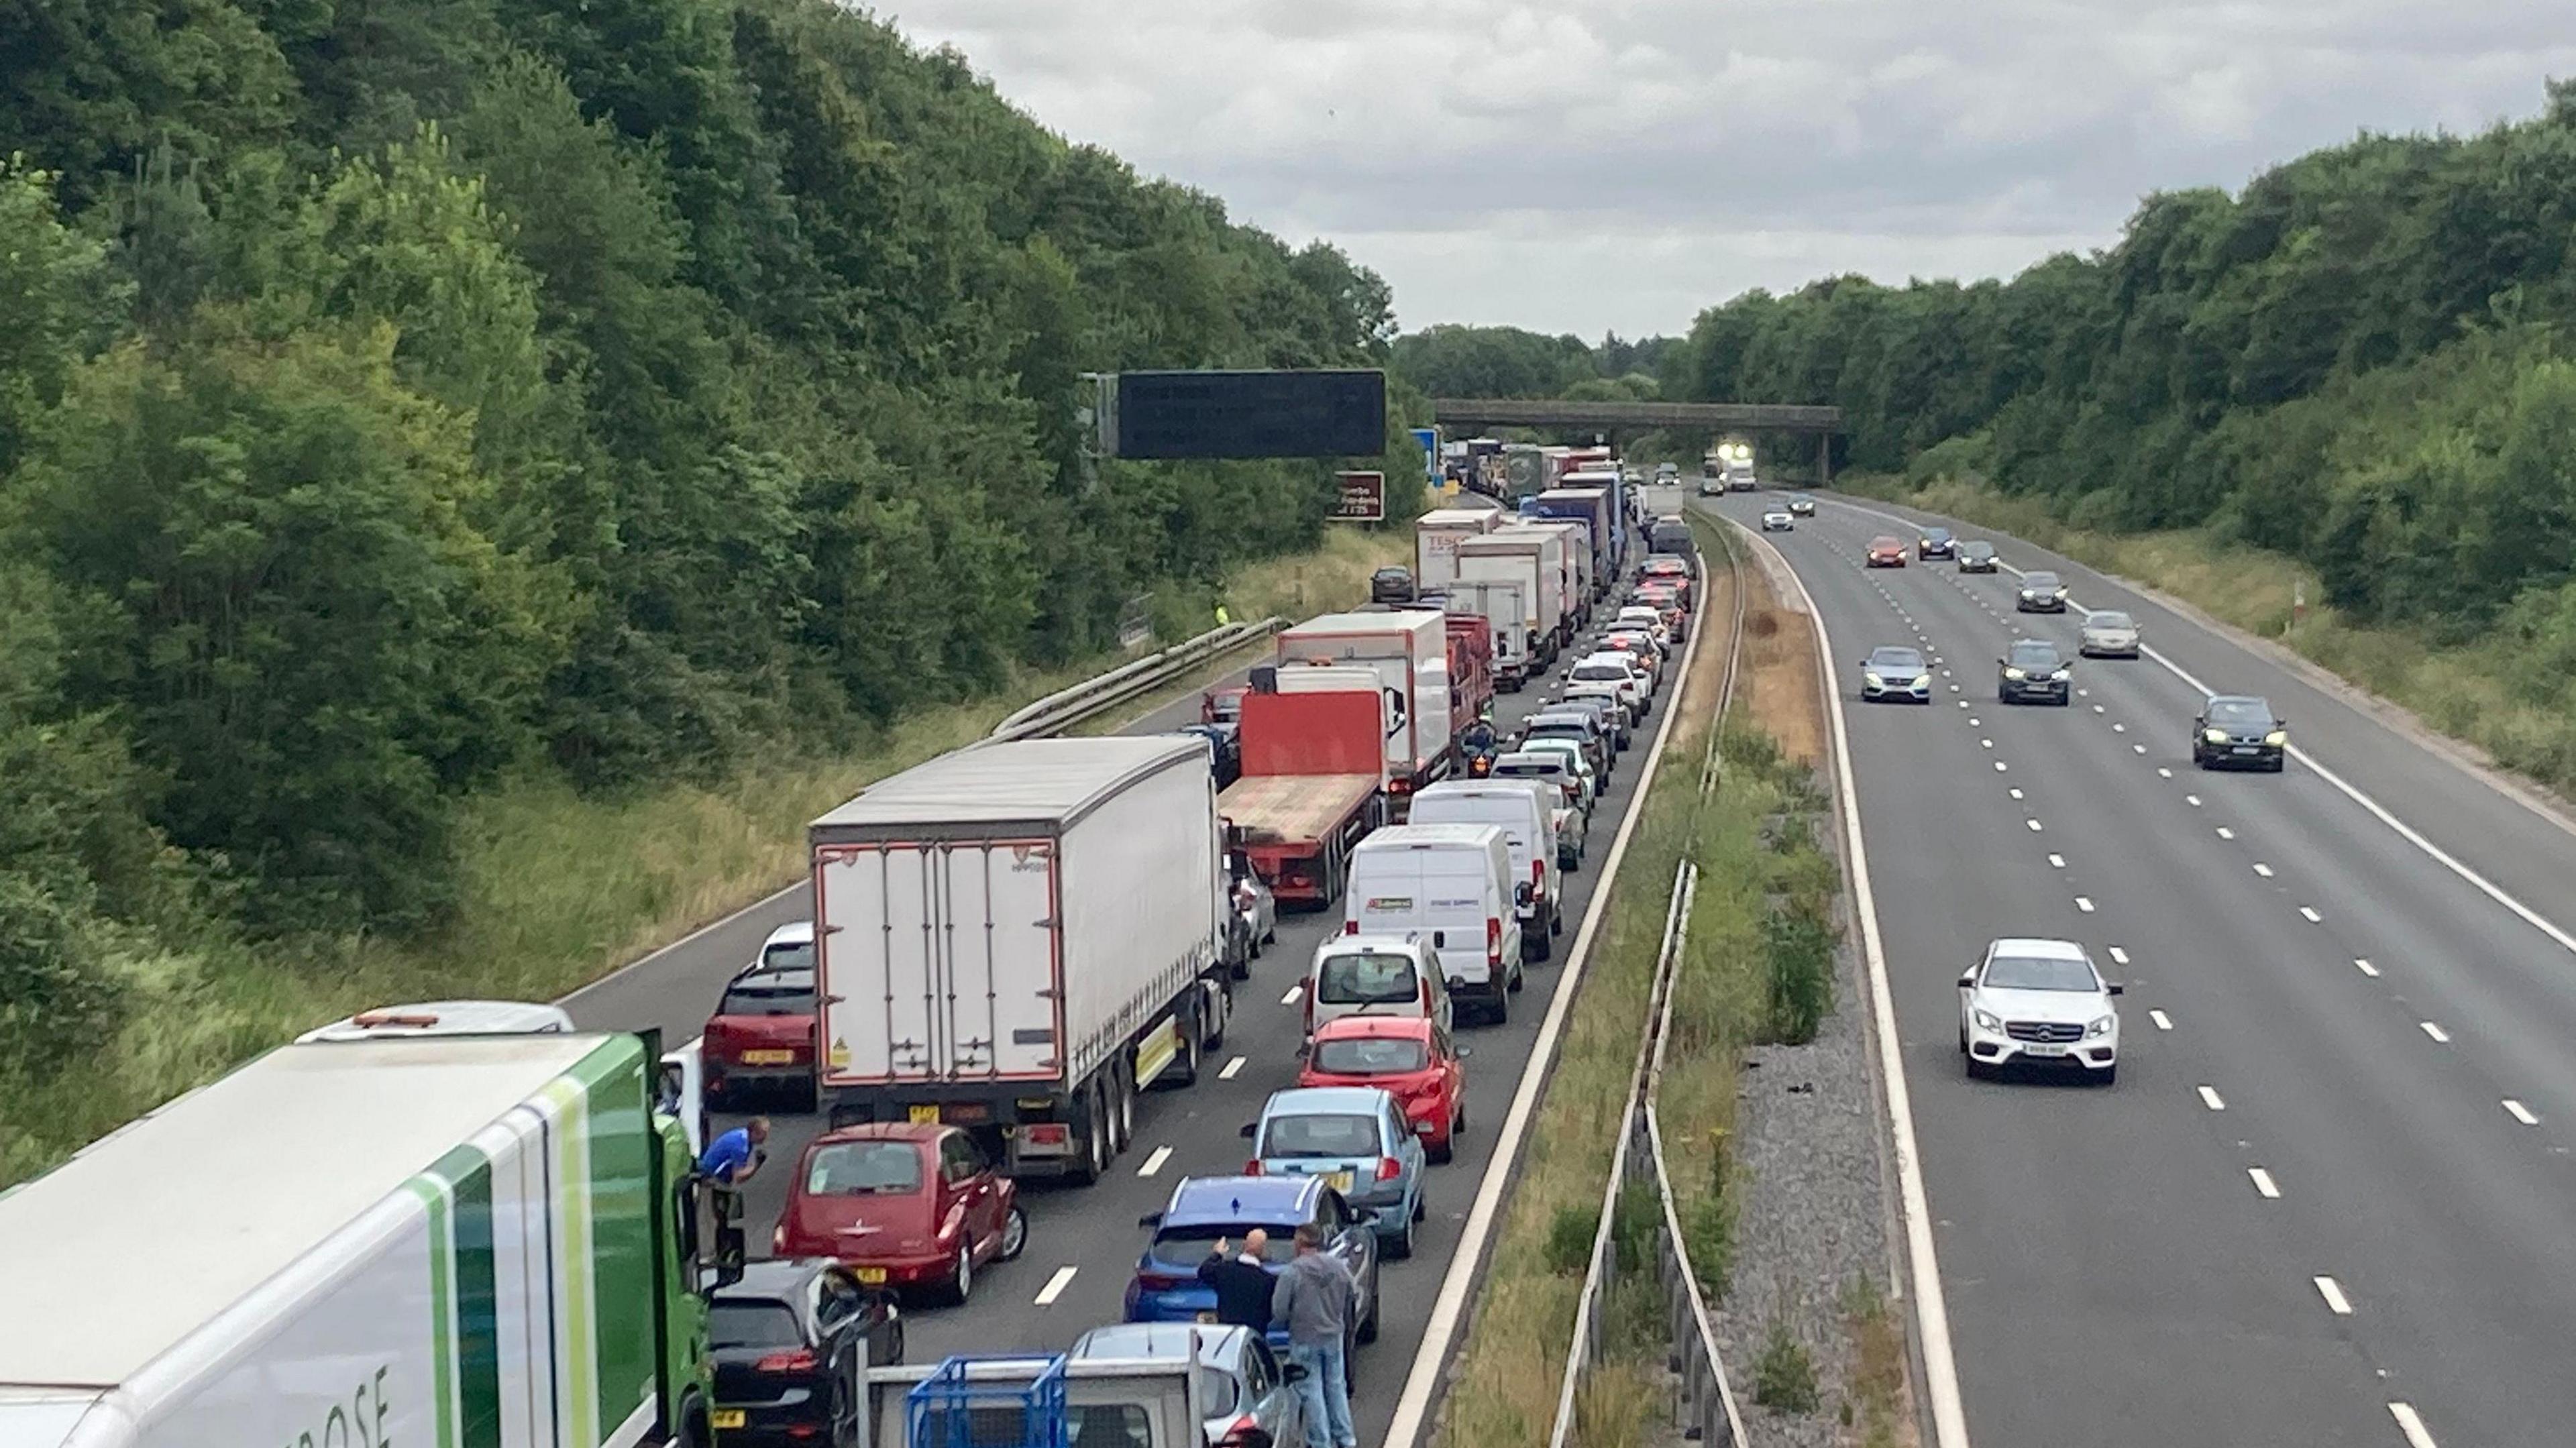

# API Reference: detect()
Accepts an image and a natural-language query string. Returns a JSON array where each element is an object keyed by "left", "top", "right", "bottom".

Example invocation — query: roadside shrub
[
  {"left": 1545, "top": 1203, "right": 1601, "bottom": 1274},
  {"left": 0, "top": 875, "right": 123, "bottom": 1069},
  {"left": 1754, "top": 1317, "right": 1820, "bottom": 1414},
  {"left": 1762, "top": 897, "right": 1837, "bottom": 1045}
]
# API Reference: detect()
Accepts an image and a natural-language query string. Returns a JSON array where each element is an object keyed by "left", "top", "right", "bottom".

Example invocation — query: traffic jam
[{"left": 683, "top": 445, "right": 1701, "bottom": 1445}]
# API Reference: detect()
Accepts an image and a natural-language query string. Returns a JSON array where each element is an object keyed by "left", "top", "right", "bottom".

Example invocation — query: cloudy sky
[{"left": 881, "top": 1, "right": 2576, "bottom": 339}]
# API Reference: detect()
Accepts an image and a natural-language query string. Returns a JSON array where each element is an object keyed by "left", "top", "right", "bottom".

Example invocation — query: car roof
[
  {"left": 1987, "top": 937, "right": 2090, "bottom": 960},
  {"left": 1262, "top": 1085, "right": 1395, "bottom": 1117},
  {"left": 1320, "top": 933, "right": 1428, "bottom": 956},
  {"left": 761, "top": 920, "right": 816, "bottom": 950},
  {"left": 1494, "top": 750, "right": 1569, "bottom": 769},
  {"left": 1164, "top": 1174, "right": 1320, "bottom": 1225},
  {"left": 1311, "top": 1014, "right": 1434, "bottom": 1042},
  {"left": 1071, "top": 1321, "right": 1251, "bottom": 1368}
]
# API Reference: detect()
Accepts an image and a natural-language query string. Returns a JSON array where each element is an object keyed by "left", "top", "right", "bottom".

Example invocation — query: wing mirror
[
  {"left": 1957, "top": 972, "right": 1976, "bottom": 989},
  {"left": 1136, "top": 1211, "right": 1164, "bottom": 1228},
  {"left": 1240, "top": 1122, "right": 1258, "bottom": 1138},
  {"left": 2106, "top": 983, "right": 2126, "bottom": 996}
]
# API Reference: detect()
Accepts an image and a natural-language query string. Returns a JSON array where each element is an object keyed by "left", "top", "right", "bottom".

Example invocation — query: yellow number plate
[
  {"left": 854, "top": 1266, "right": 888, "bottom": 1284},
  {"left": 740, "top": 1050, "right": 794, "bottom": 1065},
  {"left": 710, "top": 1410, "right": 746, "bottom": 1430},
  {"left": 908, "top": 1105, "right": 940, "bottom": 1124},
  {"left": 1324, "top": 1171, "right": 1353, "bottom": 1192}
]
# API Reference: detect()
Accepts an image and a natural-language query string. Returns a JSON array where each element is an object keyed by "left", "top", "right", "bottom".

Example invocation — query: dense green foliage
[
  {"left": 1392, "top": 323, "right": 1678, "bottom": 400},
  {"left": 1673, "top": 80, "right": 2576, "bottom": 645},
  {"left": 0, "top": 0, "right": 1409, "bottom": 1058}
]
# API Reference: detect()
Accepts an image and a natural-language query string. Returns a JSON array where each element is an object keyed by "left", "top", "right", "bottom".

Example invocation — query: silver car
[
  {"left": 1761, "top": 508, "right": 1794, "bottom": 532},
  {"left": 1069, "top": 1322, "right": 1307, "bottom": 1447},
  {"left": 1858, "top": 645, "right": 1933, "bottom": 704},
  {"left": 1229, "top": 850, "right": 1276, "bottom": 976},
  {"left": 2078, "top": 609, "right": 2141, "bottom": 658}
]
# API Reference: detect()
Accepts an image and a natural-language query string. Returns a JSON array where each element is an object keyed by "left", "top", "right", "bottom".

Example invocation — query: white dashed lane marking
[
  {"left": 2216, "top": 827, "right": 2234, "bottom": 840},
  {"left": 2076, "top": 896, "right": 2096, "bottom": 913},
  {"left": 2314, "top": 1276, "right": 2354, "bottom": 1316},
  {"left": 2248, "top": 1168, "right": 2281, "bottom": 1199},
  {"left": 2300, "top": 906, "right": 2324, "bottom": 923},
  {"left": 1034, "top": 1266, "right": 1080, "bottom": 1306},
  {"left": 1280, "top": 985, "right": 1304, "bottom": 1006},
  {"left": 2253, "top": 863, "right": 2273, "bottom": 878},
  {"left": 2047, "top": 853, "right": 2065, "bottom": 868},
  {"left": 2148, "top": 1010, "right": 2172, "bottom": 1031},
  {"left": 2353, "top": 958, "right": 2380, "bottom": 978},
  {"left": 1219, "top": 1055, "right": 1246, "bottom": 1080},
  {"left": 2388, "top": 1403, "right": 2438, "bottom": 1448},
  {"left": 1137, "top": 1146, "right": 1173, "bottom": 1177},
  {"left": 2504, "top": 1099, "right": 2540, "bottom": 1126},
  {"left": 2107, "top": 947, "right": 2129, "bottom": 964},
  {"left": 2198, "top": 1085, "right": 2227, "bottom": 1111},
  {"left": 2420, "top": 1022, "right": 2451, "bottom": 1044}
]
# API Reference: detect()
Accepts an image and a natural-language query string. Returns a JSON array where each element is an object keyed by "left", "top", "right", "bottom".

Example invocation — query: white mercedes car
[{"left": 1959, "top": 937, "right": 2123, "bottom": 1084}]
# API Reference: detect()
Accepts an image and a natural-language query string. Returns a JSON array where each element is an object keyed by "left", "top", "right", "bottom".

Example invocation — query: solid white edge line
[
  {"left": 1136, "top": 1145, "right": 1173, "bottom": 1177},
  {"left": 1034, "top": 1265, "right": 1079, "bottom": 1306},
  {"left": 1383, "top": 539, "right": 1710, "bottom": 1448},
  {"left": 2314, "top": 1275, "right": 2354, "bottom": 1315},
  {"left": 2248, "top": 1167, "right": 2280, "bottom": 1199},
  {"left": 2388, "top": 1402, "right": 2438, "bottom": 1448},
  {"left": 557, "top": 879, "right": 804, "bottom": 1004},
  {"left": 1750, "top": 523, "right": 1974, "bottom": 1448},
  {"left": 2504, "top": 1099, "right": 2539, "bottom": 1125}
]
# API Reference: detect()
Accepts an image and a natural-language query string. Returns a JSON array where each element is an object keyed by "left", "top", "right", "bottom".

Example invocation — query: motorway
[
  {"left": 565, "top": 488, "right": 1695, "bottom": 1446},
  {"left": 1705, "top": 489, "right": 2576, "bottom": 1448}
]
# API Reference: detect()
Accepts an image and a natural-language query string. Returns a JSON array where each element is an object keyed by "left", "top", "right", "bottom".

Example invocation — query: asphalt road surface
[
  {"left": 1708, "top": 488, "right": 2576, "bottom": 1448},
  {"left": 566, "top": 486, "right": 1697, "bottom": 1446}
]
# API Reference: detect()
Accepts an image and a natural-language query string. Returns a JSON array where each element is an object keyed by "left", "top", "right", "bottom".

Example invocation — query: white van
[
  {"left": 1303, "top": 932, "right": 1455, "bottom": 1042},
  {"left": 1344, "top": 824, "right": 1527, "bottom": 1023},
  {"left": 1407, "top": 780, "right": 1562, "bottom": 960}
]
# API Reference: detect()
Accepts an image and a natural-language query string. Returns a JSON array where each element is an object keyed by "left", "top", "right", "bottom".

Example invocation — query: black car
[
  {"left": 1519, "top": 710, "right": 1614, "bottom": 779},
  {"left": 2015, "top": 569, "right": 2068, "bottom": 612},
  {"left": 1370, "top": 566, "right": 1417, "bottom": 604},
  {"left": 1998, "top": 639, "right": 2071, "bottom": 706},
  {"left": 1917, "top": 526, "right": 1956, "bottom": 559},
  {"left": 1956, "top": 540, "right": 1998, "bottom": 573},
  {"left": 2194, "top": 695, "right": 2287, "bottom": 771},
  {"left": 710, "top": 1259, "right": 904, "bottom": 1447}
]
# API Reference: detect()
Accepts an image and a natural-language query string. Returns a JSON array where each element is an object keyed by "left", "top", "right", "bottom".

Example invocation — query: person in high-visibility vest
[{"left": 1216, "top": 604, "right": 1231, "bottom": 628}]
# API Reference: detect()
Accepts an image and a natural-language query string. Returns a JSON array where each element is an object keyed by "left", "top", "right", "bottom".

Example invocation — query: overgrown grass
[
  {"left": 0, "top": 528, "right": 1408, "bottom": 1188},
  {"left": 1841, "top": 1274, "right": 1911, "bottom": 1448},
  {"left": 1845, "top": 471, "right": 2576, "bottom": 798}
]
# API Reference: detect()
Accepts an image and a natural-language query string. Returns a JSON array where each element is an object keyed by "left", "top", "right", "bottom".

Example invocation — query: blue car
[
  {"left": 1242, "top": 1087, "right": 1428, "bottom": 1259},
  {"left": 1126, "top": 1176, "right": 1383, "bottom": 1361}
]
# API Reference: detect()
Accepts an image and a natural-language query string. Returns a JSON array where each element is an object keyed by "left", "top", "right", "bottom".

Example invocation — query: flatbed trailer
[{"left": 1216, "top": 686, "right": 1387, "bottom": 908}]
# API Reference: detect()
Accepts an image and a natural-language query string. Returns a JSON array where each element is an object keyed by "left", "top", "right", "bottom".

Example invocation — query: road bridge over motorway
[{"left": 1430, "top": 397, "right": 1844, "bottom": 481}]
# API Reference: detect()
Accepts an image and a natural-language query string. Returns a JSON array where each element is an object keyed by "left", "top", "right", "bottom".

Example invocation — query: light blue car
[{"left": 1242, "top": 1086, "right": 1429, "bottom": 1259}]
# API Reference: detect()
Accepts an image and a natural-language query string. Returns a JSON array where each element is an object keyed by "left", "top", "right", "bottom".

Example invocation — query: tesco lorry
[
  {"left": 1275, "top": 610, "right": 1455, "bottom": 813},
  {"left": 1445, "top": 578, "right": 1532, "bottom": 689},
  {"left": 810, "top": 736, "right": 1233, "bottom": 1185},
  {"left": 1415, "top": 506, "right": 1501, "bottom": 593},
  {"left": 1456, "top": 528, "right": 1568, "bottom": 659},
  {"left": 0, "top": 1031, "right": 738, "bottom": 1448}
]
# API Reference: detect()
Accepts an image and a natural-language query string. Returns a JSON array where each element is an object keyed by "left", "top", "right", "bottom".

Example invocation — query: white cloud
[{"left": 878, "top": 0, "right": 2576, "bottom": 337}]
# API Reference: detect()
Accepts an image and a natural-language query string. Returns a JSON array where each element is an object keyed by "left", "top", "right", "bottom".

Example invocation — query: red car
[
  {"left": 1866, "top": 535, "right": 1908, "bottom": 567},
  {"left": 1295, "top": 1016, "right": 1468, "bottom": 1164},
  {"left": 773, "top": 1123, "right": 1028, "bottom": 1304},
  {"left": 703, "top": 922, "right": 818, "bottom": 1108}
]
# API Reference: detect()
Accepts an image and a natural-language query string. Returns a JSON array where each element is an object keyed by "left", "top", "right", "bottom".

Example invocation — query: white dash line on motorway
[
  {"left": 2076, "top": 896, "right": 2096, "bottom": 913},
  {"left": 1957, "top": 700, "right": 1969, "bottom": 708},
  {"left": 2253, "top": 862, "right": 2273, "bottom": 877},
  {"left": 1219, "top": 1055, "right": 1246, "bottom": 1080},
  {"left": 1280, "top": 985, "right": 1303, "bottom": 1006},
  {"left": 1034, "top": 1266, "right": 1080, "bottom": 1306},
  {"left": 2157, "top": 767, "right": 2174, "bottom": 779},
  {"left": 2216, "top": 827, "right": 2235, "bottom": 840},
  {"left": 2009, "top": 787, "right": 2025, "bottom": 799},
  {"left": 1994, "top": 761, "right": 2008, "bottom": 771},
  {"left": 2149, "top": 1009, "right": 2172, "bottom": 1030},
  {"left": 2027, "top": 818, "right": 2044, "bottom": 832},
  {"left": 2112, "top": 722, "right": 2127, "bottom": 733},
  {"left": 1981, "top": 738, "right": 1994, "bottom": 749},
  {"left": 2186, "top": 794, "right": 2203, "bottom": 807},
  {"left": 1968, "top": 716, "right": 1982, "bottom": 726},
  {"left": 2133, "top": 744, "right": 2147, "bottom": 755},
  {"left": 2048, "top": 853, "right": 2065, "bottom": 868},
  {"left": 2198, "top": 1084, "right": 2227, "bottom": 1111},
  {"left": 1136, "top": 1146, "right": 1173, "bottom": 1177},
  {"left": 2504, "top": 1099, "right": 2540, "bottom": 1125},
  {"left": 2108, "top": 946, "right": 2130, "bottom": 964},
  {"left": 2420, "top": 1021, "right": 2451, "bottom": 1043},
  {"left": 2248, "top": 1168, "right": 2280, "bottom": 1199},
  {"left": 2353, "top": 958, "right": 2380, "bottom": 977},
  {"left": 2314, "top": 1276, "right": 2354, "bottom": 1316},
  {"left": 2300, "top": 905, "right": 2324, "bottom": 923},
  {"left": 2092, "top": 704, "right": 2105, "bottom": 714},
  {"left": 2388, "top": 1402, "right": 2438, "bottom": 1448}
]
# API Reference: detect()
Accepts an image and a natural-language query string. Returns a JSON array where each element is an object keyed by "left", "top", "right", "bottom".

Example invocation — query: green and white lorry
[{"left": 0, "top": 1031, "right": 741, "bottom": 1448}]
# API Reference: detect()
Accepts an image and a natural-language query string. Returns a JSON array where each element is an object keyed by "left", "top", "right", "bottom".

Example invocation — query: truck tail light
[
  {"left": 1487, "top": 917, "right": 1502, "bottom": 968},
  {"left": 1023, "top": 1123, "right": 1069, "bottom": 1147},
  {"left": 1376, "top": 1156, "right": 1404, "bottom": 1182}
]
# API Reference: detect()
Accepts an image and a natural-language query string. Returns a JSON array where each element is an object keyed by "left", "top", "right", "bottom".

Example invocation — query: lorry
[
  {"left": 1218, "top": 680, "right": 1387, "bottom": 908},
  {"left": 0, "top": 1031, "right": 738, "bottom": 1448},
  {"left": 1445, "top": 578, "right": 1532, "bottom": 689},
  {"left": 1526, "top": 518, "right": 1596, "bottom": 627},
  {"left": 1531, "top": 486, "right": 1618, "bottom": 597},
  {"left": 1275, "top": 610, "right": 1456, "bottom": 814},
  {"left": 1415, "top": 506, "right": 1501, "bottom": 593},
  {"left": 1457, "top": 528, "right": 1568, "bottom": 661},
  {"left": 1445, "top": 614, "right": 1495, "bottom": 724},
  {"left": 809, "top": 736, "right": 1232, "bottom": 1186}
]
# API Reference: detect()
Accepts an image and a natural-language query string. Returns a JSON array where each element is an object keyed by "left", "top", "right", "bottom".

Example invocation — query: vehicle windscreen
[
  {"left": 2087, "top": 611, "right": 2135, "bottom": 630},
  {"left": 1959, "top": 541, "right": 1994, "bottom": 557},
  {"left": 2007, "top": 643, "right": 2060, "bottom": 670},
  {"left": 1260, "top": 1113, "right": 1382, "bottom": 1160},
  {"left": 1925, "top": 528, "right": 1952, "bottom": 541},
  {"left": 1147, "top": 1229, "right": 1297, "bottom": 1270},
  {"left": 1572, "top": 663, "right": 1631, "bottom": 682},
  {"left": 2023, "top": 571, "right": 2061, "bottom": 590},
  {"left": 804, "top": 1140, "right": 924, "bottom": 1195},
  {"left": 1870, "top": 537, "right": 1902, "bottom": 550},
  {"left": 1316, "top": 952, "right": 1419, "bottom": 1005},
  {"left": 761, "top": 938, "right": 816, "bottom": 971},
  {"left": 1983, "top": 956, "right": 2098, "bottom": 991},
  {"left": 710, "top": 1300, "right": 804, "bottom": 1351},
  {"left": 1866, "top": 649, "right": 1924, "bottom": 671},
  {"left": 2208, "top": 699, "right": 2275, "bottom": 728},
  {"left": 1312, "top": 1037, "right": 1432, "bottom": 1074},
  {"left": 720, "top": 968, "right": 815, "bottom": 1016}
]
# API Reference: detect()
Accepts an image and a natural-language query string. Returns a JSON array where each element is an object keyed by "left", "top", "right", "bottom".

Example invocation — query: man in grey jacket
[{"left": 1271, "top": 1222, "right": 1358, "bottom": 1448}]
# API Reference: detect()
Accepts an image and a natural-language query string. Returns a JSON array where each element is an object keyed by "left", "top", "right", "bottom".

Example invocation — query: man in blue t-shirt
[{"left": 698, "top": 1117, "right": 770, "bottom": 1184}]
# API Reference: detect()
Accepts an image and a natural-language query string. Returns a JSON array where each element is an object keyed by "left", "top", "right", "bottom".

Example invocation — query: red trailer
[
  {"left": 1445, "top": 615, "right": 1495, "bottom": 733},
  {"left": 1218, "top": 688, "right": 1387, "bottom": 908}
]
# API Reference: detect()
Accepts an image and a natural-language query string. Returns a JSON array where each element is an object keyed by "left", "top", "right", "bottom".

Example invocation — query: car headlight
[
  {"left": 2004, "top": 667, "right": 2027, "bottom": 680},
  {"left": 1972, "top": 1009, "right": 2002, "bottom": 1033},
  {"left": 2265, "top": 730, "right": 2288, "bottom": 746},
  {"left": 1864, "top": 671, "right": 1883, "bottom": 686},
  {"left": 2019, "top": 590, "right": 2037, "bottom": 599},
  {"left": 1912, "top": 674, "right": 1931, "bottom": 687},
  {"left": 2204, "top": 728, "right": 2228, "bottom": 744},
  {"left": 2051, "top": 668, "right": 2070, "bottom": 680},
  {"left": 2086, "top": 1014, "right": 2116, "bottom": 1038}
]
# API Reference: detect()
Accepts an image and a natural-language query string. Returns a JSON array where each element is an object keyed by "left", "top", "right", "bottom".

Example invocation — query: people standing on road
[
  {"left": 1197, "top": 1229, "right": 1273, "bottom": 1329},
  {"left": 698, "top": 1117, "right": 769, "bottom": 1185},
  {"left": 1272, "top": 1223, "right": 1358, "bottom": 1448}
]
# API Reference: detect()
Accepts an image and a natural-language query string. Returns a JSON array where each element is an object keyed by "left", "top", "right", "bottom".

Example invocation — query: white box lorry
[
  {"left": 1458, "top": 528, "right": 1568, "bottom": 660},
  {"left": 0, "top": 1032, "right": 736, "bottom": 1448},
  {"left": 1526, "top": 519, "right": 1595, "bottom": 629},
  {"left": 809, "top": 736, "right": 1230, "bottom": 1186},
  {"left": 1444, "top": 579, "right": 1530, "bottom": 689},
  {"left": 1275, "top": 611, "right": 1456, "bottom": 811},
  {"left": 1413, "top": 506, "right": 1501, "bottom": 594}
]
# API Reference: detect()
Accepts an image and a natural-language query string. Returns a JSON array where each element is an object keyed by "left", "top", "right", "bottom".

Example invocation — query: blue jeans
[{"left": 1287, "top": 1339, "right": 1355, "bottom": 1448}]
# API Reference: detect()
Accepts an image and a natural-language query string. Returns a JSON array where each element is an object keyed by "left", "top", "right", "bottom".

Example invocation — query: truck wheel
[
  {"left": 1066, "top": 1095, "right": 1105, "bottom": 1186},
  {"left": 1116, "top": 1064, "right": 1137, "bottom": 1151},
  {"left": 1170, "top": 1018, "right": 1203, "bottom": 1087}
]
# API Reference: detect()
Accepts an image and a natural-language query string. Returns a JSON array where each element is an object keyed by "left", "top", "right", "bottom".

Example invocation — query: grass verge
[
  {"left": 1843, "top": 471, "right": 2576, "bottom": 801},
  {"left": 0, "top": 527, "right": 1407, "bottom": 1188}
]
